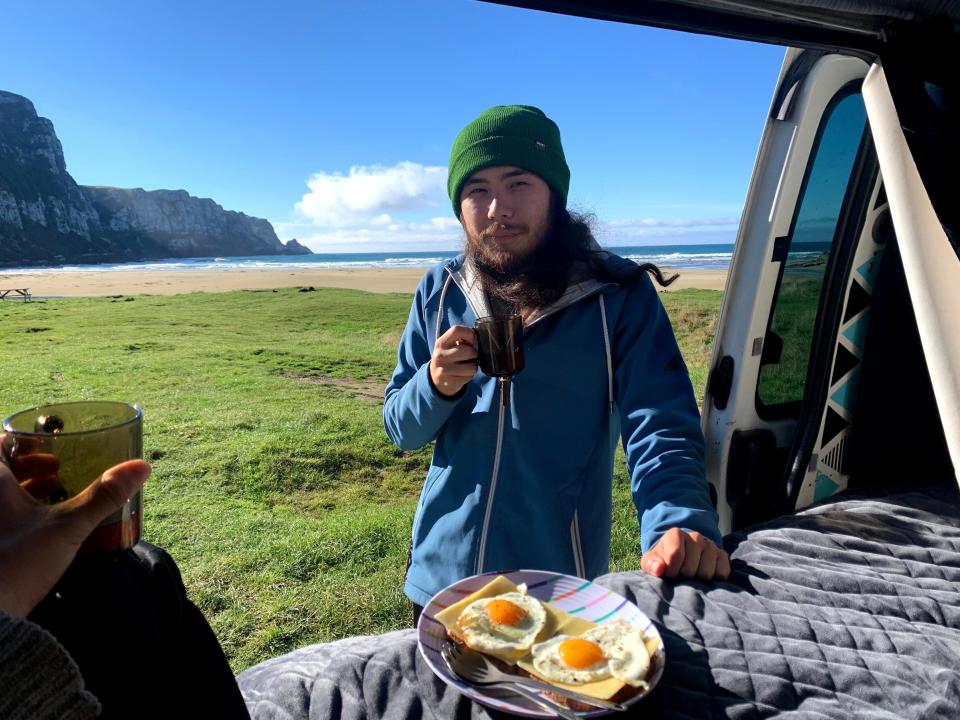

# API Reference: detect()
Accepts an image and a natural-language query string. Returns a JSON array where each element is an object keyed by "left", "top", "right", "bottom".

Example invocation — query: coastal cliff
[
  {"left": 82, "top": 186, "right": 306, "bottom": 259},
  {"left": 0, "top": 90, "right": 310, "bottom": 266}
]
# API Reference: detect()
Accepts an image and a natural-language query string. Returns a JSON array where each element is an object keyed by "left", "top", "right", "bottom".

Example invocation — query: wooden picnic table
[{"left": 0, "top": 288, "right": 31, "bottom": 302}]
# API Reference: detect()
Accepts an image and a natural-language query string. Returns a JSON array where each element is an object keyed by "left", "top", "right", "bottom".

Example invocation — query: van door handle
[{"left": 709, "top": 356, "right": 735, "bottom": 410}]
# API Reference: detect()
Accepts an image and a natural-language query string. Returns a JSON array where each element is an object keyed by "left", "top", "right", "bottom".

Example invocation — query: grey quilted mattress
[{"left": 237, "top": 482, "right": 960, "bottom": 719}]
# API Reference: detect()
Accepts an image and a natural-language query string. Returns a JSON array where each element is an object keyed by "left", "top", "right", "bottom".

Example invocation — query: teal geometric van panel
[{"left": 804, "top": 198, "right": 887, "bottom": 507}]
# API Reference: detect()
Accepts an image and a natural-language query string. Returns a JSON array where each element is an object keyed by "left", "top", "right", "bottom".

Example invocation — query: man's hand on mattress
[{"left": 641, "top": 528, "right": 730, "bottom": 581}]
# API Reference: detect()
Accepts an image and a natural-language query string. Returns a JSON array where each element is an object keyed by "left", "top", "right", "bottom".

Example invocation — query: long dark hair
[{"left": 552, "top": 202, "right": 679, "bottom": 289}]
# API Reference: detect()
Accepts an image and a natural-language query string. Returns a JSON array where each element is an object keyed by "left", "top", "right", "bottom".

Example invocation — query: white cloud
[
  {"left": 598, "top": 216, "right": 739, "bottom": 242},
  {"left": 273, "top": 211, "right": 740, "bottom": 253},
  {"left": 273, "top": 215, "right": 464, "bottom": 252},
  {"left": 285, "top": 226, "right": 463, "bottom": 254},
  {"left": 406, "top": 216, "right": 462, "bottom": 232},
  {"left": 607, "top": 217, "right": 739, "bottom": 229},
  {"left": 431, "top": 216, "right": 461, "bottom": 230},
  {"left": 295, "top": 161, "right": 448, "bottom": 227}
]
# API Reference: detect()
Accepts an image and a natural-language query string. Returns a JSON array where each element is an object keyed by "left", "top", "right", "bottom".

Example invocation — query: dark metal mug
[{"left": 474, "top": 314, "right": 524, "bottom": 378}]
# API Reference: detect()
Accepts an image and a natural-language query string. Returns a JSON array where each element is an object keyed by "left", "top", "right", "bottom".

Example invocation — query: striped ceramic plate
[{"left": 417, "top": 570, "right": 665, "bottom": 717}]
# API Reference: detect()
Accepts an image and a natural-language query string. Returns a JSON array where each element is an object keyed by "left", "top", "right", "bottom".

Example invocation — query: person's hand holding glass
[
  {"left": 2, "top": 401, "right": 145, "bottom": 556},
  {"left": 0, "top": 444, "right": 150, "bottom": 618}
]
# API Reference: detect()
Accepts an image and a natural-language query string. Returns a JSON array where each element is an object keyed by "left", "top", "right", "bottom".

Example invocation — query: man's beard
[{"left": 465, "top": 219, "right": 572, "bottom": 312}]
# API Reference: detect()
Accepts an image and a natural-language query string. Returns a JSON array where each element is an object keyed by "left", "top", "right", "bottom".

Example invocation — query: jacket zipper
[
  {"left": 476, "top": 390, "right": 507, "bottom": 574},
  {"left": 444, "top": 261, "right": 612, "bottom": 575}
]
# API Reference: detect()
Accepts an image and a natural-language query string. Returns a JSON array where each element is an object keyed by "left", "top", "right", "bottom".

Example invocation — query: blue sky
[{"left": 3, "top": 1, "right": 785, "bottom": 253}]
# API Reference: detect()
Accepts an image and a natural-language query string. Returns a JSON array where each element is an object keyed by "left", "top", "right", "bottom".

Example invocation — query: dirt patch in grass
[
  {"left": 283, "top": 372, "right": 384, "bottom": 402},
  {"left": 380, "top": 330, "right": 402, "bottom": 347}
]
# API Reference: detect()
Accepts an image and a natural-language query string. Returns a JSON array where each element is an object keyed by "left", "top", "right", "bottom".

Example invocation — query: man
[{"left": 384, "top": 105, "right": 729, "bottom": 620}]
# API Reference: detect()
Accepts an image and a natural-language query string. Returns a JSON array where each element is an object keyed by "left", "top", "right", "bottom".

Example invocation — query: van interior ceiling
[{"left": 880, "top": 21, "right": 960, "bottom": 260}]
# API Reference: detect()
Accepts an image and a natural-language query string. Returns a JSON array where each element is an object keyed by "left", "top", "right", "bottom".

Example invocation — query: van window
[{"left": 757, "top": 90, "right": 867, "bottom": 408}]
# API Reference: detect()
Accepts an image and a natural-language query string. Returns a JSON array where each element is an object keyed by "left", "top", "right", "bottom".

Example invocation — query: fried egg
[
  {"left": 456, "top": 590, "right": 547, "bottom": 656},
  {"left": 530, "top": 620, "right": 650, "bottom": 686}
]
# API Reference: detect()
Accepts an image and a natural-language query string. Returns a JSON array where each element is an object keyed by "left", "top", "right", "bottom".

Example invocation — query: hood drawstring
[
  {"left": 436, "top": 274, "right": 454, "bottom": 344},
  {"left": 599, "top": 295, "right": 613, "bottom": 415}
]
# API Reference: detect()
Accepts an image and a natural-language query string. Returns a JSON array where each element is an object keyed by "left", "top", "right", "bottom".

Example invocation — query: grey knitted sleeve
[{"left": 0, "top": 610, "right": 101, "bottom": 720}]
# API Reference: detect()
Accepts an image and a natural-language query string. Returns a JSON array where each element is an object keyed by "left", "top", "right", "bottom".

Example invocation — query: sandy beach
[{"left": 0, "top": 266, "right": 727, "bottom": 298}]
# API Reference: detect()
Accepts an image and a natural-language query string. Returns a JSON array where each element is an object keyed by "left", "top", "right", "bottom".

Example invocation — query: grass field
[
  {"left": 0, "top": 285, "right": 721, "bottom": 671},
  {"left": 758, "top": 272, "right": 824, "bottom": 406}
]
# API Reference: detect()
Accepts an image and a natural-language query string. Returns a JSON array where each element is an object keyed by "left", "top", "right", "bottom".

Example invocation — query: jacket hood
[{"left": 442, "top": 243, "right": 630, "bottom": 327}]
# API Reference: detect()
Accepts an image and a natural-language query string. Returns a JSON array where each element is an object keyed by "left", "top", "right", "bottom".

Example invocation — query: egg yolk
[
  {"left": 559, "top": 638, "right": 605, "bottom": 669},
  {"left": 485, "top": 599, "right": 526, "bottom": 626}
]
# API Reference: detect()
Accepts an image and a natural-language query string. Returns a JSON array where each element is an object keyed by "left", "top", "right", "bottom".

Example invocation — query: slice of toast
[{"left": 435, "top": 576, "right": 656, "bottom": 702}]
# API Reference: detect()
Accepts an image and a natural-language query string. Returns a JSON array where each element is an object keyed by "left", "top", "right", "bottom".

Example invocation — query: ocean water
[{"left": 0, "top": 242, "right": 830, "bottom": 275}]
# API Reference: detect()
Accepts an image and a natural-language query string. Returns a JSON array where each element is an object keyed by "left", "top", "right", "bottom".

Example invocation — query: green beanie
[{"left": 447, "top": 105, "right": 570, "bottom": 218}]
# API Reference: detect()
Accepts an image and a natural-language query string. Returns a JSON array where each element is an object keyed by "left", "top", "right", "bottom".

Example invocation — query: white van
[
  {"left": 489, "top": 0, "right": 959, "bottom": 529},
  {"left": 238, "top": 3, "right": 960, "bottom": 717}
]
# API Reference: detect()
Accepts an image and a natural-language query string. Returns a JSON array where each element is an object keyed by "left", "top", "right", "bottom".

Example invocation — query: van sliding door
[{"left": 703, "top": 49, "right": 876, "bottom": 533}]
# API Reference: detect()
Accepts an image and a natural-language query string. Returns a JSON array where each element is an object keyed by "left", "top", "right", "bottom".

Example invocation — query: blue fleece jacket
[{"left": 384, "top": 254, "right": 721, "bottom": 607}]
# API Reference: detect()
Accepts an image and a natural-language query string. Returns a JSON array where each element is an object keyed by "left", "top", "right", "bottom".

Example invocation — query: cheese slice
[{"left": 435, "top": 576, "right": 563, "bottom": 663}]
